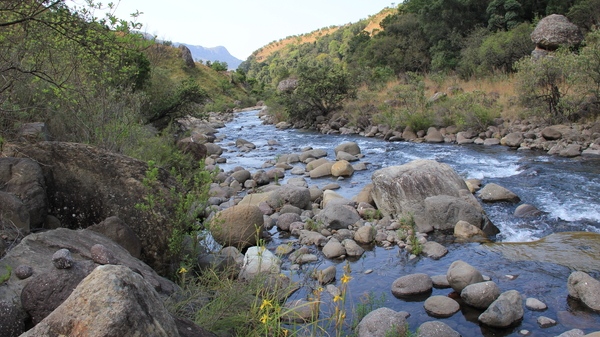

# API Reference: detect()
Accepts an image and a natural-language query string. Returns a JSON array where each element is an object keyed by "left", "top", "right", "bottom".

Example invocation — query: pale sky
[{"left": 69, "top": 0, "right": 397, "bottom": 60}]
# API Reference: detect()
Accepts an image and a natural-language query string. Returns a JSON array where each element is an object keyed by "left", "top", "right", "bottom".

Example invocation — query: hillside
[
  {"left": 175, "top": 43, "right": 243, "bottom": 69},
  {"left": 251, "top": 7, "right": 395, "bottom": 63}
]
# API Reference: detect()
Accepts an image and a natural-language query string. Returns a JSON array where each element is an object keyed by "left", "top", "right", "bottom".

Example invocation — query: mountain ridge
[{"left": 175, "top": 43, "right": 242, "bottom": 70}]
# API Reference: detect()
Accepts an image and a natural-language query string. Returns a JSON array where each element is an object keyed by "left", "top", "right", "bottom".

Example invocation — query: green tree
[
  {"left": 486, "top": 0, "right": 524, "bottom": 31},
  {"left": 211, "top": 60, "right": 228, "bottom": 71},
  {"left": 275, "top": 61, "right": 356, "bottom": 123}
]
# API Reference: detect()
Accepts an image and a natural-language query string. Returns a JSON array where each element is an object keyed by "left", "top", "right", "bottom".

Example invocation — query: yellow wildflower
[
  {"left": 260, "top": 299, "right": 272, "bottom": 310},
  {"left": 341, "top": 274, "right": 353, "bottom": 284},
  {"left": 333, "top": 295, "right": 342, "bottom": 302},
  {"left": 178, "top": 267, "right": 188, "bottom": 274},
  {"left": 282, "top": 329, "right": 289, "bottom": 336},
  {"left": 260, "top": 314, "right": 268, "bottom": 324}
]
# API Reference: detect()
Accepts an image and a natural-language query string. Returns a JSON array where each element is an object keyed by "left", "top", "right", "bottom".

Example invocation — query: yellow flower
[
  {"left": 341, "top": 274, "right": 353, "bottom": 284},
  {"left": 260, "top": 314, "right": 268, "bottom": 324},
  {"left": 178, "top": 267, "right": 188, "bottom": 274},
  {"left": 318, "top": 287, "right": 323, "bottom": 292},
  {"left": 333, "top": 295, "right": 342, "bottom": 302},
  {"left": 282, "top": 329, "right": 289, "bottom": 336},
  {"left": 260, "top": 299, "right": 272, "bottom": 310}
]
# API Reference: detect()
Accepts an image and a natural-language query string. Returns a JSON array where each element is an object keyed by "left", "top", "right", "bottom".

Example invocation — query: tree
[
  {"left": 276, "top": 60, "right": 356, "bottom": 123},
  {"left": 211, "top": 60, "right": 228, "bottom": 71}
]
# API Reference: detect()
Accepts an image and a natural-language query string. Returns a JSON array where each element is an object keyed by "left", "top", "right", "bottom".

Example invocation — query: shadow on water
[{"left": 216, "top": 110, "right": 600, "bottom": 336}]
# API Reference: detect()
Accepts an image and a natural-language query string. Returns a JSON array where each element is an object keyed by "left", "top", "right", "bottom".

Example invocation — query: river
[{"left": 212, "top": 109, "right": 600, "bottom": 336}]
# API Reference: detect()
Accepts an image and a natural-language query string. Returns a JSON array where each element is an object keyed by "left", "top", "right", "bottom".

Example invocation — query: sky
[{"left": 70, "top": 0, "right": 398, "bottom": 61}]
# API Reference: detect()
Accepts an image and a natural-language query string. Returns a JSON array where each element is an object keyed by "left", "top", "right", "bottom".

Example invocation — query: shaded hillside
[{"left": 175, "top": 43, "right": 242, "bottom": 69}]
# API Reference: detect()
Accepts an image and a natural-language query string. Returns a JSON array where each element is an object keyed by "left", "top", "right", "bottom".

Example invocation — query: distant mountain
[{"left": 174, "top": 43, "right": 242, "bottom": 70}]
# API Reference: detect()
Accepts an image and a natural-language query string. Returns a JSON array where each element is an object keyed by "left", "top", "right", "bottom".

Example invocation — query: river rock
[
  {"left": 90, "top": 244, "right": 117, "bottom": 265},
  {"left": 334, "top": 142, "right": 360, "bottom": 156},
  {"left": 332, "top": 160, "right": 354, "bottom": 177},
  {"left": 537, "top": 316, "right": 557, "bottom": 328},
  {"left": 447, "top": 260, "right": 484, "bottom": 293},
  {"left": 542, "top": 127, "right": 562, "bottom": 140},
  {"left": 322, "top": 238, "right": 345, "bottom": 258},
  {"left": 276, "top": 213, "right": 301, "bottom": 231},
  {"left": 0, "top": 157, "right": 48, "bottom": 229},
  {"left": 424, "top": 195, "right": 484, "bottom": 230},
  {"left": 417, "top": 321, "right": 460, "bottom": 337},
  {"left": 306, "top": 158, "right": 330, "bottom": 172},
  {"left": 354, "top": 225, "right": 375, "bottom": 244},
  {"left": 342, "top": 239, "right": 365, "bottom": 257},
  {"left": 356, "top": 307, "right": 407, "bottom": 337},
  {"left": 526, "top": 297, "right": 548, "bottom": 310},
  {"left": 266, "top": 184, "right": 311, "bottom": 210},
  {"left": 315, "top": 265, "right": 337, "bottom": 285},
  {"left": 239, "top": 246, "right": 280, "bottom": 280},
  {"left": 371, "top": 159, "right": 478, "bottom": 232},
  {"left": 205, "top": 142, "right": 223, "bottom": 156},
  {"left": 336, "top": 151, "right": 359, "bottom": 162},
  {"left": 7, "top": 142, "right": 183, "bottom": 275},
  {"left": 425, "top": 127, "right": 444, "bottom": 143},
  {"left": 209, "top": 205, "right": 264, "bottom": 249},
  {"left": 461, "top": 281, "right": 501, "bottom": 309},
  {"left": 502, "top": 132, "right": 524, "bottom": 148},
  {"left": 231, "top": 169, "right": 251, "bottom": 184},
  {"left": 557, "top": 329, "right": 586, "bottom": 337},
  {"left": 309, "top": 162, "right": 334, "bottom": 179},
  {"left": 391, "top": 273, "right": 432, "bottom": 298},
  {"left": 454, "top": 220, "right": 487, "bottom": 239},
  {"left": 0, "top": 192, "right": 30, "bottom": 231},
  {"left": 478, "top": 290, "right": 524, "bottom": 327},
  {"left": 402, "top": 127, "right": 417, "bottom": 141},
  {"left": 88, "top": 216, "right": 142, "bottom": 259},
  {"left": 20, "top": 265, "right": 179, "bottom": 337},
  {"left": 531, "top": 14, "right": 584, "bottom": 50},
  {"left": 478, "top": 183, "right": 521, "bottom": 203},
  {"left": 299, "top": 148, "right": 327, "bottom": 162},
  {"left": 299, "top": 230, "right": 327, "bottom": 246},
  {"left": 317, "top": 204, "right": 360, "bottom": 230},
  {"left": 484, "top": 138, "right": 501, "bottom": 146},
  {"left": 560, "top": 144, "right": 582, "bottom": 157},
  {"left": 431, "top": 275, "right": 450, "bottom": 288},
  {"left": 514, "top": 204, "right": 543, "bottom": 218},
  {"left": 282, "top": 299, "right": 317, "bottom": 323},
  {"left": 421, "top": 241, "right": 448, "bottom": 259},
  {"left": 423, "top": 295, "right": 460, "bottom": 317},
  {"left": 568, "top": 271, "right": 600, "bottom": 311}
]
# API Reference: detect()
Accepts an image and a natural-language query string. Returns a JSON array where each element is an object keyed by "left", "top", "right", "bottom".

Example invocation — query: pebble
[
  {"left": 526, "top": 297, "right": 548, "bottom": 311},
  {"left": 90, "top": 244, "right": 118, "bottom": 265},
  {"left": 52, "top": 248, "right": 74, "bottom": 269},
  {"left": 364, "top": 269, "right": 373, "bottom": 274},
  {"left": 537, "top": 316, "right": 557, "bottom": 328},
  {"left": 505, "top": 274, "right": 518, "bottom": 280},
  {"left": 519, "top": 330, "right": 531, "bottom": 336},
  {"left": 15, "top": 265, "right": 33, "bottom": 279}
]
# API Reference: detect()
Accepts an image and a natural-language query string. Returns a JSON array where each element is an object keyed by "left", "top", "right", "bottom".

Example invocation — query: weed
[
  {"left": 0, "top": 265, "right": 11, "bottom": 283},
  {"left": 352, "top": 291, "right": 387, "bottom": 328},
  {"left": 398, "top": 214, "right": 422, "bottom": 256}
]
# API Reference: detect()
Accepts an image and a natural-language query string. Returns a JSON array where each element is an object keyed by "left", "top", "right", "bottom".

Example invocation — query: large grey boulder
[
  {"left": 334, "top": 142, "right": 361, "bottom": 156},
  {"left": 425, "top": 127, "right": 444, "bottom": 143},
  {"left": 299, "top": 149, "right": 327, "bottom": 162},
  {"left": 446, "top": 260, "right": 484, "bottom": 293},
  {"left": 502, "top": 132, "right": 524, "bottom": 148},
  {"left": 322, "top": 238, "right": 345, "bottom": 259},
  {"left": 356, "top": 307, "right": 407, "bottom": 337},
  {"left": 7, "top": 142, "right": 182, "bottom": 275},
  {"left": 423, "top": 296, "right": 460, "bottom": 317},
  {"left": 266, "top": 184, "right": 311, "bottom": 210},
  {"left": 478, "top": 290, "right": 524, "bottom": 328},
  {"left": 478, "top": 183, "right": 521, "bottom": 203},
  {"left": 424, "top": 195, "right": 484, "bottom": 230},
  {"left": 417, "top": 321, "right": 460, "bottom": 337},
  {"left": 88, "top": 216, "right": 142, "bottom": 259},
  {"left": 209, "top": 205, "right": 264, "bottom": 249},
  {"left": 239, "top": 246, "right": 281, "bottom": 280},
  {"left": 277, "top": 78, "right": 298, "bottom": 92},
  {"left": 371, "top": 159, "right": 480, "bottom": 232},
  {"left": 531, "top": 14, "right": 584, "bottom": 50},
  {"left": 391, "top": 273, "right": 432, "bottom": 298},
  {"left": 461, "top": 281, "right": 502, "bottom": 309},
  {"left": 421, "top": 241, "right": 448, "bottom": 260},
  {"left": 317, "top": 204, "right": 360, "bottom": 230},
  {"left": 179, "top": 44, "right": 195, "bottom": 68},
  {"left": 568, "top": 271, "right": 600, "bottom": 311},
  {"left": 0, "top": 158, "right": 48, "bottom": 229},
  {"left": 21, "top": 265, "right": 179, "bottom": 337}
]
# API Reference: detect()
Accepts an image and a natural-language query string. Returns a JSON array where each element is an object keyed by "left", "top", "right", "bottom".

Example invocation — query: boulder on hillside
[
  {"left": 531, "top": 14, "right": 583, "bottom": 51},
  {"left": 0, "top": 158, "right": 48, "bottom": 230},
  {"left": 179, "top": 44, "right": 196, "bottom": 68},
  {"left": 277, "top": 78, "right": 298, "bottom": 92},
  {"left": 176, "top": 138, "right": 207, "bottom": 161},
  {"left": 371, "top": 159, "right": 487, "bottom": 232},
  {"left": 88, "top": 216, "right": 142, "bottom": 259},
  {"left": 5, "top": 142, "right": 181, "bottom": 275},
  {"left": 209, "top": 205, "right": 264, "bottom": 249},
  {"left": 21, "top": 265, "right": 179, "bottom": 337}
]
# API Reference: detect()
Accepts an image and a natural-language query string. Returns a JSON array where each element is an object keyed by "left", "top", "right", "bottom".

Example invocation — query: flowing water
[{"left": 213, "top": 109, "right": 600, "bottom": 336}]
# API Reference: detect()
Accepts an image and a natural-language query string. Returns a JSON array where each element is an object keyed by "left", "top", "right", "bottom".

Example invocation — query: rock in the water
[
  {"left": 239, "top": 246, "right": 281, "bottom": 280},
  {"left": 478, "top": 183, "right": 520, "bottom": 203},
  {"left": 542, "top": 127, "right": 562, "bottom": 140},
  {"left": 478, "top": 290, "right": 524, "bottom": 328},
  {"left": 447, "top": 260, "right": 484, "bottom": 293},
  {"left": 526, "top": 297, "right": 548, "bottom": 311},
  {"left": 568, "top": 271, "right": 600, "bottom": 311},
  {"left": 514, "top": 204, "right": 543, "bottom": 218},
  {"left": 417, "top": 321, "right": 460, "bottom": 337},
  {"left": 425, "top": 127, "right": 444, "bottom": 143},
  {"left": 334, "top": 142, "right": 361, "bottom": 156},
  {"left": 317, "top": 204, "right": 360, "bottom": 230},
  {"left": 322, "top": 238, "right": 345, "bottom": 258},
  {"left": 423, "top": 295, "right": 460, "bottom": 317},
  {"left": 354, "top": 225, "right": 375, "bottom": 244},
  {"left": 537, "top": 316, "right": 557, "bottom": 328},
  {"left": 331, "top": 160, "right": 354, "bottom": 177},
  {"left": 502, "top": 132, "right": 524, "bottom": 148},
  {"left": 209, "top": 205, "right": 264, "bottom": 249},
  {"left": 266, "top": 184, "right": 311, "bottom": 210},
  {"left": 299, "top": 230, "right": 327, "bottom": 246},
  {"left": 371, "top": 159, "right": 479, "bottom": 232},
  {"left": 560, "top": 144, "right": 582, "bottom": 158},
  {"left": 424, "top": 195, "right": 484, "bottom": 230},
  {"left": 20, "top": 265, "right": 179, "bottom": 337},
  {"left": 315, "top": 265, "right": 337, "bottom": 285},
  {"left": 282, "top": 299, "right": 318, "bottom": 323},
  {"left": 342, "top": 239, "right": 365, "bottom": 257},
  {"left": 356, "top": 307, "right": 407, "bottom": 337},
  {"left": 431, "top": 275, "right": 450, "bottom": 288},
  {"left": 276, "top": 213, "right": 302, "bottom": 231},
  {"left": 422, "top": 241, "right": 448, "bottom": 259},
  {"left": 461, "top": 281, "right": 501, "bottom": 309},
  {"left": 391, "top": 273, "right": 432, "bottom": 298},
  {"left": 309, "top": 161, "right": 334, "bottom": 178},
  {"left": 454, "top": 220, "right": 487, "bottom": 239},
  {"left": 557, "top": 329, "right": 585, "bottom": 337}
]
